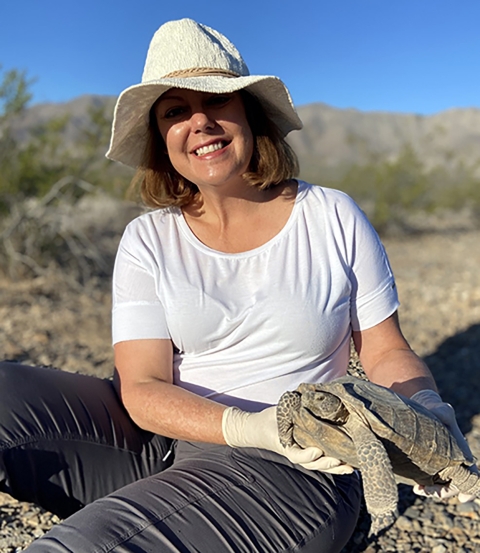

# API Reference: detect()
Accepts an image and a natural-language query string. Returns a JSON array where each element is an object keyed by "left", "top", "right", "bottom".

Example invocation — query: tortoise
[{"left": 277, "top": 376, "right": 479, "bottom": 535}]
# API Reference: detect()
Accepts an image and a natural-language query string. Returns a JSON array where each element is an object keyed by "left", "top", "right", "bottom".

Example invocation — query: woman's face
[{"left": 154, "top": 89, "right": 254, "bottom": 191}]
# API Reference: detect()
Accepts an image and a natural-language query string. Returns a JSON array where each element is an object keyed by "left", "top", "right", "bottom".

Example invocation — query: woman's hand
[
  {"left": 222, "top": 405, "right": 354, "bottom": 473},
  {"left": 411, "top": 389, "right": 478, "bottom": 503}
]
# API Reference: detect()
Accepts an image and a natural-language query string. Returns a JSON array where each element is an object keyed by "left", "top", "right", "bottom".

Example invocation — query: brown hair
[{"left": 130, "top": 90, "right": 299, "bottom": 209}]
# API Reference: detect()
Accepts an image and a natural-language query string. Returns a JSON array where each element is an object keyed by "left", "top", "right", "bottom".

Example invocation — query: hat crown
[{"left": 142, "top": 18, "right": 250, "bottom": 82}]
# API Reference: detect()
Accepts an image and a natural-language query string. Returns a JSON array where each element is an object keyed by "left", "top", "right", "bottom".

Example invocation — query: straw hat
[{"left": 106, "top": 18, "right": 303, "bottom": 168}]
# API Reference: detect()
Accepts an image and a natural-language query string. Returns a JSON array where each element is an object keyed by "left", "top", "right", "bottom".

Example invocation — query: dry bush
[{"left": 0, "top": 177, "right": 142, "bottom": 285}]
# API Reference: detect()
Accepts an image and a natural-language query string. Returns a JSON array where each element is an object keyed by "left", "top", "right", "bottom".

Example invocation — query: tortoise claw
[{"left": 368, "top": 509, "right": 398, "bottom": 536}]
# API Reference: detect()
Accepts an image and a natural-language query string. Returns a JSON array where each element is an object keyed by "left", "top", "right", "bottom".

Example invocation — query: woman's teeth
[{"left": 195, "top": 142, "right": 225, "bottom": 156}]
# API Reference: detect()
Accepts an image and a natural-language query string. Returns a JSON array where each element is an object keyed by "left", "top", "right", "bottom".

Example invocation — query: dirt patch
[{"left": 0, "top": 275, "right": 113, "bottom": 377}]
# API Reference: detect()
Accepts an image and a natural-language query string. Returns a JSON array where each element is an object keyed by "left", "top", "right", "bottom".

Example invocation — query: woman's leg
[
  {"left": 25, "top": 442, "right": 361, "bottom": 553},
  {"left": 0, "top": 361, "right": 173, "bottom": 518}
]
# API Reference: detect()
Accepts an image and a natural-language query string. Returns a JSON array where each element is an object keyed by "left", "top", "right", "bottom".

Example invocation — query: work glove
[
  {"left": 410, "top": 389, "right": 478, "bottom": 503},
  {"left": 222, "top": 405, "right": 354, "bottom": 474}
]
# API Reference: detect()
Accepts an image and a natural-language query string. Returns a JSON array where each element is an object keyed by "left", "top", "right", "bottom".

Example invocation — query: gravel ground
[{"left": 1, "top": 229, "right": 480, "bottom": 552}]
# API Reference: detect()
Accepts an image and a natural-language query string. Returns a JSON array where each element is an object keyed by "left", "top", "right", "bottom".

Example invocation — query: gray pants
[{"left": 0, "top": 362, "right": 361, "bottom": 552}]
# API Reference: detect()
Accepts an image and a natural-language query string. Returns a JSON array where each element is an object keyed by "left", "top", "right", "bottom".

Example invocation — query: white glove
[
  {"left": 410, "top": 389, "right": 478, "bottom": 503},
  {"left": 222, "top": 405, "right": 354, "bottom": 474}
]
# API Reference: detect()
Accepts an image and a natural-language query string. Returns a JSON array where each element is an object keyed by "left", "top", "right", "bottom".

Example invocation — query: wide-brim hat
[{"left": 106, "top": 18, "right": 303, "bottom": 169}]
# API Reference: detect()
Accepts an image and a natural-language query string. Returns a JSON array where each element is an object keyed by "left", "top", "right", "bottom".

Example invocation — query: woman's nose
[{"left": 190, "top": 110, "right": 215, "bottom": 132}]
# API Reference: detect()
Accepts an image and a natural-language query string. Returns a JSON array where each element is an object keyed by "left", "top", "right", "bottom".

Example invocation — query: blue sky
[{"left": 2, "top": 0, "right": 479, "bottom": 114}]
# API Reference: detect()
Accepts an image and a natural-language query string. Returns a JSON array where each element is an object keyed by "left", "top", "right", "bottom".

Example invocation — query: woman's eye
[
  {"left": 164, "top": 107, "right": 186, "bottom": 119},
  {"left": 207, "top": 95, "right": 232, "bottom": 107}
]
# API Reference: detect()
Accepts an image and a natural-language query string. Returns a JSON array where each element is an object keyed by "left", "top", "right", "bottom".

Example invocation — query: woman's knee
[
  {"left": 0, "top": 360, "right": 29, "bottom": 385},
  {"left": 0, "top": 362, "right": 47, "bottom": 444},
  {"left": 0, "top": 361, "right": 36, "bottom": 416},
  {"left": 0, "top": 361, "right": 57, "bottom": 416}
]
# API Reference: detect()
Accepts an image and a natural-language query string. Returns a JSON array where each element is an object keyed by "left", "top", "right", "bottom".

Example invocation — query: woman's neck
[{"left": 181, "top": 180, "right": 298, "bottom": 253}]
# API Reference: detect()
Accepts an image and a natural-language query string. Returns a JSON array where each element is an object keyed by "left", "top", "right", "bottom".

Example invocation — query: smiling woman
[
  {"left": 137, "top": 88, "right": 299, "bottom": 209},
  {"left": 1, "top": 16, "right": 475, "bottom": 553}
]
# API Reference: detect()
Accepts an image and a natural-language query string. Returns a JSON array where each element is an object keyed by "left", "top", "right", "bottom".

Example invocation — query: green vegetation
[
  {"left": 302, "top": 144, "right": 480, "bottom": 234},
  {"left": 0, "top": 66, "right": 133, "bottom": 282},
  {"left": 0, "top": 66, "right": 131, "bottom": 212}
]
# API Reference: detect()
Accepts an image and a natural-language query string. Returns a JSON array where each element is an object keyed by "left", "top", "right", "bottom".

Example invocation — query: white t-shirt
[{"left": 112, "top": 181, "right": 399, "bottom": 410}]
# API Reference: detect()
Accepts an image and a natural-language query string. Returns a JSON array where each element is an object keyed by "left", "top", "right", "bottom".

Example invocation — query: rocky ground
[{"left": 1, "top": 229, "right": 480, "bottom": 552}]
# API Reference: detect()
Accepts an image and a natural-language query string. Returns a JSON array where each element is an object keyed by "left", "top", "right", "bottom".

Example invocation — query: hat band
[{"left": 163, "top": 67, "right": 240, "bottom": 78}]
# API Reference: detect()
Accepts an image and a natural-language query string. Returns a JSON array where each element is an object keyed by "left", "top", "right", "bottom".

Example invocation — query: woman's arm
[
  {"left": 113, "top": 339, "right": 227, "bottom": 444},
  {"left": 352, "top": 311, "right": 437, "bottom": 397},
  {"left": 113, "top": 338, "right": 344, "bottom": 471}
]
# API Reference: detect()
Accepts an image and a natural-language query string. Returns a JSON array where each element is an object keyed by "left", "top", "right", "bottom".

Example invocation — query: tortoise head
[{"left": 301, "top": 390, "right": 349, "bottom": 424}]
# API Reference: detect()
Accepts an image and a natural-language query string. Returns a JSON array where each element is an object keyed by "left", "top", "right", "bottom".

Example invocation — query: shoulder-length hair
[{"left": 130, "top": 90, "right": 299, "bottom": 209}]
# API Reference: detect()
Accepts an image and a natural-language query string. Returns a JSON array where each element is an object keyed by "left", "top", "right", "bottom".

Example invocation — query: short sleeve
[
  {"left": 111, "top": 221, "right": 170, "bottom": 345},
  {"left": 329, "top": 191, "right": 400, "bottom": 331}
]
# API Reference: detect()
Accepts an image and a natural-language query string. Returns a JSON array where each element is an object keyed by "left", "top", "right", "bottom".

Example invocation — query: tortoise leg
[
  {"left": 277, "top": 391, "right": 301, "bottom": 448},
  {"left": 438, "top": 465, "right": 480, "bottom": 496},
  {"left": 346, "top": 417, "right": 398, "bottom": 536}
]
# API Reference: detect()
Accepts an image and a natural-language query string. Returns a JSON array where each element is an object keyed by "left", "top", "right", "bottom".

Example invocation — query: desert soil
[{"left": 1, "top": 229, "right": 480, "bottom": 552}]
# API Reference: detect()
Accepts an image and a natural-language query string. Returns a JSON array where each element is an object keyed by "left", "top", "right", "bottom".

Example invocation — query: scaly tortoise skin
[{"left": 277, "top": 376, "right": 479, "bottom": 536}]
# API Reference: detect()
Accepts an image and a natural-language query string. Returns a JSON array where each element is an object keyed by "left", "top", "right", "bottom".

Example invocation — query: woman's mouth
[{"left": 194, "top": 141, "right": 228, "bottom": 157}]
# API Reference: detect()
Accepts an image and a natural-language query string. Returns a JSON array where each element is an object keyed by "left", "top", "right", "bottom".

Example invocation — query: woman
[{"left": 0, "top": 18, "right": 475, "bottom": 553}]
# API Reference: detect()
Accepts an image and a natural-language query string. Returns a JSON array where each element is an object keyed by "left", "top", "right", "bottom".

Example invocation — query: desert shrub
[
  {"left": 0, "top": 66, "right": 138, "bottom": 284},
  {"left": 427, "top": 162, "right": 480, "bottom": 214},
  {"left": 0, "top": 178, "right": 141, "bottom": 284},
  {"left": 0, "top": 66, "right": 131, "bottom": 214},
  {"left": 304, "top": 144, "right": 480, "bottom": 234}
]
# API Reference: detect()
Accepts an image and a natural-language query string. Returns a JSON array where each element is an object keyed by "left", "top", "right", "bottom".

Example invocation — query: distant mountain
[
  {"left": 11, "top": 95, "right": 480, "bottom": 176},
  {"left": 11, "top": 95, "right": 117, "bottom": 155},
  {"left": 289, "top": 103, "right": 480, "bottom": 178}
]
